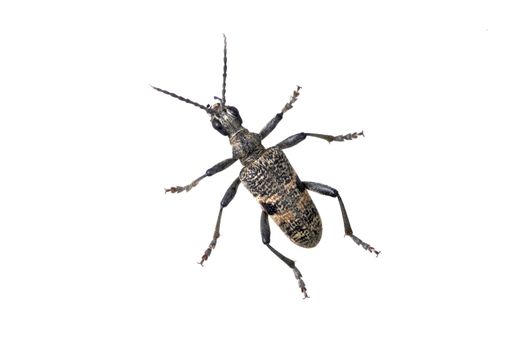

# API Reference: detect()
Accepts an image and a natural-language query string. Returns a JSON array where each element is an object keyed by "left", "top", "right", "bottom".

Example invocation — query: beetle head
[
  {"left": 151, "top": 35, "right": 240, "bottom": 136},
  {"left": 208, "top": 101, "right": 243, "bottom": 137}
]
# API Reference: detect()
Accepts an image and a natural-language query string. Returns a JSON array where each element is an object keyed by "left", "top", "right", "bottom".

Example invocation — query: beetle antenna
[
  {"left": 150, "top": 85, "right": 210, "bottom": 113},
  {"left": 221, "top": 34, "right": 227, "bottom": 111}
]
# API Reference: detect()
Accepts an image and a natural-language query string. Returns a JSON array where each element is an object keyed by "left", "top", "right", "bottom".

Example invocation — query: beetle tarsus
[
  {"left": 348, "top": 234, "right": 380, "bottom": 257},
  {"left": 198, "top": 250, "right": 211, "bottom": 266},
  {"left": 344, "top": 131, "right": 365, "bottom": 141},
  {"left": 281, "top": 85, "right": 302, "bottom": 114},
  {"left": 164, "top": 179, "right": 202, "bottom": 194},
  {"left": 293, "top": 266, "right": 310, "bottom": 299},
  {"left": 198, "top": 235, "right": 218, "bottom": 266},
  {"left": 165, "top": 187, "right": 181, "bottom": 194}
]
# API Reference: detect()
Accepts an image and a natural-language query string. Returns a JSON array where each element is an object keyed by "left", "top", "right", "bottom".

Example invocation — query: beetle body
[
  {"left": 239, "top": 145, "right": 322, "bottom": 248},
  {"left": 153, "top": 35, "right": 379, "bottom": 298},
  {"left": 229, "top": 126, "right": 322, "bottom": 247}
]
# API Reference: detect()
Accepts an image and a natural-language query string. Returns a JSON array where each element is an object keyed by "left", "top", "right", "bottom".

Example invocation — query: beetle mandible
[{"left": 152, "top": 35, "right": 380, "bottom": 298}]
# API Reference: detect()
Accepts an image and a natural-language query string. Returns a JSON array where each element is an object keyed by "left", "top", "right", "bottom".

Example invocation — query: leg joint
[
  {"left": 303, "top": 181, "right": 338, "bottom": 197},
  {"left": 220, "top": 178, "right": 241, "bottom": 207}
]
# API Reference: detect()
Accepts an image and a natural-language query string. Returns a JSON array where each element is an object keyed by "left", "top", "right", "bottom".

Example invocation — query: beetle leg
[
  {"left": 199, "top": 177, "right": 241, "bottom": 265},
  {"left": 303, "top": 181, "right": 380, "bottom": 257},
  {"left": 275, "top": 131, "right": 364, "bottom": 150},
  {"left": 165, "top": 157, "right": 237, "bottom": 194},
  {"left": 261, "top": 211, "right": 309, "bottom": 299},
  {"left": 259, "top": 86, "right": 302, "bottom": 140}
]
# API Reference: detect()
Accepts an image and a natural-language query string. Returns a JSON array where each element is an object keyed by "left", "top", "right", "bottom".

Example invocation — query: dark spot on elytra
[{"left": 261, "top": 202, "right": 278, "bottom": 215}]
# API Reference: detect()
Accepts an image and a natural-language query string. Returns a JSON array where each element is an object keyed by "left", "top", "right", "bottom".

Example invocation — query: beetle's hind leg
[
  {"left": 303, "top": 181, "right": 380, "bottom": 256},
  {"left": 261, "top": 211, "right": 309, "bottom": 299},
  {"left": 199, "top": 177, "right": 241, "bottom": 265}
]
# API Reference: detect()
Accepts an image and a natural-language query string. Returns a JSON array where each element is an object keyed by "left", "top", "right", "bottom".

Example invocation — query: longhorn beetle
[{"left": 152, "top": 35, "right": 379, "bottom": 298}]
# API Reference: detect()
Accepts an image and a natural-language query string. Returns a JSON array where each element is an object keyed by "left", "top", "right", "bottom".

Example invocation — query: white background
[{"left": 1, "top": 1, "right": 524, "bottom": 349}]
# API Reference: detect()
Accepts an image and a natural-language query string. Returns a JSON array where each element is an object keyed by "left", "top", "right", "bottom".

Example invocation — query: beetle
[{"left": 152, "top": 35, "right": 379, "bottom": 298}]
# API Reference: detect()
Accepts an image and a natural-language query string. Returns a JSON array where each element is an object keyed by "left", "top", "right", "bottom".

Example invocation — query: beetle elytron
[{"left": 152, "top": 35, "right": 379, "bottom": 298}]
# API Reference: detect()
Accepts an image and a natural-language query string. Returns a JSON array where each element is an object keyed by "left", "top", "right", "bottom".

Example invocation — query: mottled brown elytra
[{"left": 152, "top": 35, "right": 379, "bottom": 298}]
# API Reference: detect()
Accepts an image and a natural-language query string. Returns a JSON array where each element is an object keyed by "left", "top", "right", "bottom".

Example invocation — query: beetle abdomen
[{"left": 239, "top": 147, "right": 322, "bottom": 248}]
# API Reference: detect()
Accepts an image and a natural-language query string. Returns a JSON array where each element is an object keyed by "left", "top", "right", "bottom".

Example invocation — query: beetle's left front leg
[
  {"left": 275, "top": 131, "right": 364, "bottom": 150},
  {"left": 165, "top": 157, "right": 237, "bottom": 194}
]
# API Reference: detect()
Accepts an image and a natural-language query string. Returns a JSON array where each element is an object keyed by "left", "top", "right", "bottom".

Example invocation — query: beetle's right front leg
[{"left": 165, "top": 157, "right": 237, "bottom": 194}]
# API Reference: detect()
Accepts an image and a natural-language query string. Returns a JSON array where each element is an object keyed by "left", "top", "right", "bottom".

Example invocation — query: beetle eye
[
  {"left": 211, "top": 118, "right": 228, "bottom": 136},
  {"left": 227, "top": 106, "right": 239, "bottom": 117},
  {"left": 226, "top": 106, "right": 242, "bottom": 124}
]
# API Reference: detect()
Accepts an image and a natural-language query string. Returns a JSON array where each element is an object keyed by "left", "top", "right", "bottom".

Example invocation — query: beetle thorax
[{"left": 229, "top": 128, "right": 265, "bottom": 166}]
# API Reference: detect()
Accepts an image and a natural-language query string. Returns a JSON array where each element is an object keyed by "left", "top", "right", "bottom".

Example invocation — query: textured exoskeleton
[{"left": 152, "top": 35, "right": 379, "bottom": 298}]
